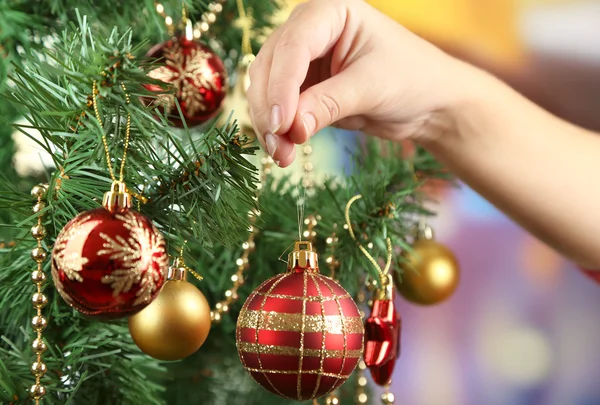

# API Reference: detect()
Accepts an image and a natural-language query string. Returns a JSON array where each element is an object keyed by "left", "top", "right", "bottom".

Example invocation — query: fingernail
[
  {"left": 271, "top": 105, "right": 282, "bottom": 133},
  {"left": 274, "top": 160, "right": 280, "bottom": 167},
  {"left": 265, "top": 133, "right": 278, "bottom": 158},
  {"left": 302, "top": 113, "right": 316, "bottom": 137}
]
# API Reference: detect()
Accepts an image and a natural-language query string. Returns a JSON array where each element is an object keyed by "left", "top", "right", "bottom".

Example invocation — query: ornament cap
[
  {"left": 376, "top": 274, "right": 394, "bottom": 300},
  {"left": 287, "top": 241, "right": 319, "bottom": 272},
  {"left": 103, "top": 182, "right": 131, "bottom": 213},
  {"left": 168, "top": 258, "right": 188, "bottom": 281},
  {"left": 416, "top": 223, "right": 434, "bottom": 241}
]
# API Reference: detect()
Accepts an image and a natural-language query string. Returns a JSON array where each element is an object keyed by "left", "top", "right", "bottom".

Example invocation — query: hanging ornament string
[
  {"left": 345, "top": 195, "right": 393, "bottom": 286},
  {"left": 92, "top": 81, "right": 131, "bottom": 185},
  {"left": 29, "top": 184, "right": 50, "bottom": 403},
  {"left": 176, "top": 242, "right": 203, "bottom": 281}
]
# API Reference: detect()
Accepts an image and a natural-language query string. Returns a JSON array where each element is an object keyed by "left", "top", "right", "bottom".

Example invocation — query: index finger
[{"left": 264, "top": 0, "right": 349, "bottom": 137}]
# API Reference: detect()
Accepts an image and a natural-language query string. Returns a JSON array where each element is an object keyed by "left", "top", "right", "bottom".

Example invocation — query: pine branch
[
  {"left": 0, "top": 2, "right": 453, "bottom": 404},
  {"left": 1, "top": 14, "right": 258, "bottom": 404}
]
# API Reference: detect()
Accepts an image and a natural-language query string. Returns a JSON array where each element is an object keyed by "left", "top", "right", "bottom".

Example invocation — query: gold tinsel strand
[{"left": 29, "top": 184, "right": 50, "bottom": 403}]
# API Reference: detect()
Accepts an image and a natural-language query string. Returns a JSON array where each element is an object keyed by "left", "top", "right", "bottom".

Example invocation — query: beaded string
[{"left": 28, "top": 184, "right": 50, "bottom": 403}]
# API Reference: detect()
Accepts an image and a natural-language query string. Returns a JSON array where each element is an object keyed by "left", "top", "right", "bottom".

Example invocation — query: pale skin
[{"left": 246, "top": 0, "right": 600, "bottom": 269}]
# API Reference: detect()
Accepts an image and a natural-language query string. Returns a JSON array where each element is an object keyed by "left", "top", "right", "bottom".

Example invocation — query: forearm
[{"left": 420, "top": 64, "right": 600, "bottom": 268}]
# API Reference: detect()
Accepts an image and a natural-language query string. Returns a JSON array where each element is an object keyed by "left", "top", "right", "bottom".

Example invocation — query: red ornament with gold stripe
[
  {"left": 51, "top": 183, "right": 169, "bottom": 319},
  {"left": 236, "top": 241, "right": 364, "bottom": 401}
]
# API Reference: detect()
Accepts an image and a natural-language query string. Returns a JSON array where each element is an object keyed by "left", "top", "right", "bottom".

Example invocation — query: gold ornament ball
[
  {"left": 128, "top": 280, "right": 211, "bottom": 361},
  {"left": 395, "top": 239, "right": 460, "bottom": 305}
]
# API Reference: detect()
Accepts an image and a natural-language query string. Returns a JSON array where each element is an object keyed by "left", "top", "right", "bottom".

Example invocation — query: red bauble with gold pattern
[
  {"left": 236, "top": 242, "right": 364, "bottom": 401},
  {"left": 145, "top": 35, "right": 228, "bottom": 127},
  {"left": 51, "top": 183, "right": 169, "bottom": 319}
]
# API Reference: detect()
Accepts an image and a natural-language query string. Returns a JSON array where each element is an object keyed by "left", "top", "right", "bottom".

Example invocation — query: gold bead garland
[
  {"left": 301, "top": 143, "right": 314, "bottom": 189},
  {"left": 29, "top": 184, "right": 49, "bottom": 403},
  {"left": 381, "top": 389, "right": 396, "bottom": 404},
  {"left": 210, "top": 153, "right": 271, "bottom": 323},
  {"left": 155, "top": 1, "right": 225, "bottom": 38},
  {"left": 325, "top": 224, "right": 340, "bottom": 278},
  {"left": 210, "top": 208, "right": 259, "bottom": 324},
  {"left": 324, "top": 392, "right": 340, "bottom": 405},
  {"left": 303, "top": 214, "right": 319, "bottom": 242},
  {"left": 354, "top": 284, "right": 369, "bottom": 405}
]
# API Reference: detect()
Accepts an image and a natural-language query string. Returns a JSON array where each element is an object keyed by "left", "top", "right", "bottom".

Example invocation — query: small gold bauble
[
  {"left": 29, "top": 384, "right": 46, "bottom": 400},
  {"left": 31, "top": 361, "right": 47, "bottom": 377},
  {"left": 32, "top": 338, "right": 47, "bottom": 354},
  {"left": 31, "top": 315, "right": 47, "bottom": 331},
  {"left": 128, "top": 280, "right": 211, "bottom": 361},
  {"left": 31, "top": 270, "right": 47, "bottom": 283},
  {"left": 32, "top": 292, "right": 48, "bottom": 308},
  {"left": 33, "top": 201, "right": 46, "bottom": 214},
  {"left": 30, "top": 224, "right": 46, "bottom": 240},
  {"left": 394, "top": 239, "right": 460, "bottom": 306},
  {"left": 30, "top": 184, "right": 48, "bottom": 198},
  {"left": 31, "top": 247, "right": 48, "bottom": 262}
]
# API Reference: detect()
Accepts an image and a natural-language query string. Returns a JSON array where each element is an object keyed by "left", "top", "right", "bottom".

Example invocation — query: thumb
[{"left": 291, "top": 70, "right": 362, "bottom": 144}]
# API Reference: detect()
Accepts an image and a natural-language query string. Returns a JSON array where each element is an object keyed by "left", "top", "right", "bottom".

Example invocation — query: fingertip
[
  {"left": 287, "top": 114, "right": 310, "bottom": 144},
  {"left": 277, "top": 146, "right": 297, "bottom": 168},
  {"left": 271, "top": 133, "right": 295, "bottom": 162}
]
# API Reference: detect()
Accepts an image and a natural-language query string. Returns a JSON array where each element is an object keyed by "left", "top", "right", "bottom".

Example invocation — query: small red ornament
[
  {"left": 236, "top": 242, "right": 364, "bottom": 401},
  {"left": 145, "top": 35, "right": 228, "bottom": 127},
  {"left": 364, "top": 276, "right": 401, "bottom": 386},
  {"left": 51, "top": 183, "right": 168, "bottom": 319}
]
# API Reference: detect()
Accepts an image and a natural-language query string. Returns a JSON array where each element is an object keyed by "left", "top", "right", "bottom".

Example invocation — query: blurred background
[{"left": 278, "top": 1, "right": 600, "bottom": 404}]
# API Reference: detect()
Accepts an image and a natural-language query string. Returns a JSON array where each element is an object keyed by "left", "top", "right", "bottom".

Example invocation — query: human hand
[{"left": 247, "top": 0, "right": 478, "bottom": 167}]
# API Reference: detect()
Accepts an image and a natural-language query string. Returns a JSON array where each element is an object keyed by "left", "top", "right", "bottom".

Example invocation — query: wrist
[{"left": 415, "top": 60, "right": 505, "bottom": 151}]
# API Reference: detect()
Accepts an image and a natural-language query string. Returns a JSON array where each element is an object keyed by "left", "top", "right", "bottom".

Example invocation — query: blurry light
[{"left": 481, "top": 326, "right": 552, "bottom": 386}]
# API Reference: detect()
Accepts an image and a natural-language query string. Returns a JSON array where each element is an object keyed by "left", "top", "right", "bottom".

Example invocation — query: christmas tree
[{"left": 0, "top": 1, "right": 453, "bottom": 404}]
